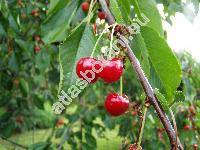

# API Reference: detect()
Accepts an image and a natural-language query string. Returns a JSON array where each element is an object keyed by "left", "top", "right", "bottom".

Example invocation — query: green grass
[
  {"left": 0, "top": 128, "right": 121, "bottom": 150},
  {"left": 96, "top": 129, "right": 122, "bottom": 150},
  {"left": 0, "top": 129, "right": 51, "bottom": 150}
]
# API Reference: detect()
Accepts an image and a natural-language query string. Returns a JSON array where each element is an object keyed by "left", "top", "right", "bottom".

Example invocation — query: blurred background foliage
[{"left": 0, "top": 0, "right": 199, "bottom": 150}]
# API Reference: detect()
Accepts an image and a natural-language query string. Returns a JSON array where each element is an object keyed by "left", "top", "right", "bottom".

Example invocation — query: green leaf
[
  {"left": 85, "top": 132, "right": 97, "bottom": 147},
  {"left": 1, "top": 121, "right": 15, "bottom": 138},
  {"left": 174, "top": 91, "right": 185, "bottom": 103},
  {"left": 19, "top": 78, "right": 29, "bottom": 96},
  {"left": 8, "top": 13, "right": 19, "bottom": 32},
  {"left": 141, "top": 26, "right": 182, "bottom": 104},
  {"left": 192, "top": 0, "right": 199, "bottom": 14},
  {"left": 0, "top": 91, "right": 11, "bottom": 107},
  {"left": 8, "top": 52, "right": 19, "bottom": 72},
  {"left": 149, "top": 64, "right": 165, "bottom": 92},
  {"left": 117, "top": 0, "right": 131, "bottom": 23},
  {"left": 110, "top": 0, "right": 124, "bottom": 24},
  {"left": 131, "top": 34, "right": 150, "bottom": 77},
  {"left": 168, "top": 2, "right": 183, "bottom": 16},
  {"left": 35, "top": 50, "right": 50, "bottom": 73},
  {"left": 28, "top": 142, "right": 49, "bottom": 150},
  {"left": 0, "top": 0, "right": 9, "bottom": 18},
  {"left": 33, "top": 94, "right": 44, "bottom": 109},
  {"left": 44, "top": 101, "right": 53, "bottom": 113},
  {"left": 71, "top": 5, "right": 87, "bottom": 26},
  {"left": 82, "top": 142, "right": 93, "bottom": 150},
  {"left": 154, "top": 88, "right": 169, "bottom": 110},
  {"left": 0, "top": 23, "right": 6, "bottom": 36},
  {"left": 32, "top": 108, "right": 53, "bottom": 124},
  {"left": 58, "top": 24, "right": 96, "bottom": 93},
  {"left": 184, "top": 78, "right": 196, "bottom": 101},
  {"left": 131, "top": 0, "right": 164, "bottom": 36},
  {"left": 48, "top": 0, "right": 70, "bottom": 16},
  {"left": 41, "top": 0, "right": 78, "bottom": 43},
  {"left": 15, "top": 39, "right": 32, "bottom": 58},
  {"left": 195, "top": 112, "right": 200, "bottom": 128}
]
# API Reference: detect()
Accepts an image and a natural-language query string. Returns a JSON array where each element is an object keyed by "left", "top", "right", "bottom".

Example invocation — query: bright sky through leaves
[{"left": 158, "top": 4, "right": 200, "bottom": 62}]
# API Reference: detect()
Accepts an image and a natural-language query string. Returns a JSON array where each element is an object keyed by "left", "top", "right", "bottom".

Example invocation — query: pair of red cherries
[
  {"left": 76, "top": 57, "right": 129, "bottom": 116},
  {"left": 81, "top": 2, "right": 107, "bottom": 20},
  {"left": 76, "top": 57, "right": 124, "bottom": 83}
]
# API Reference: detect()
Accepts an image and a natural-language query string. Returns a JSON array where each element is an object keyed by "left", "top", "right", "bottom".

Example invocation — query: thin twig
[
  {"left": 87, "top": 0, "right": 96, "bottom": 24},
  {"left": 98, "top": 0, "right": 183, "bottom": 149},
  {"left": 122, "top": 37, "right": 177, "bottom": 148},
  {"left": 169, "top": 108, "right": 178, "bottom": 149},
  {"left": 120, "top": 76, "right": 123, "bottom": 96},
  {"left": 137, "top": 106, "right": 148, "bottom": 149},
  {"left": 99, "top": 0, "right": 115, "bottom": 25},
  {"left": 169, "top": 108, "right": 184, "bottom": 150},
  {"left": 58, "top": 126, "right": 71, "bottom": 150},
  {"left": 0, "top": 136, "right": 28, "bottom": 149},
  {"left": 91, "top": 24, "right": 115, "bottom": 57}
]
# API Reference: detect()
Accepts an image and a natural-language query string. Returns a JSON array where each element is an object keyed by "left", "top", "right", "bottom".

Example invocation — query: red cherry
[
  {"left": 193, "top": 144, "right": 198, "bottom": 150},
  {"left": 56, "top": 118, "right": 65, "bottom": 127},
  {"left": 98, "top": 11, "right": 106, "bottom": 20},
  {"left": 105, "top": 93, "right": 129, "bottom": 116},
  {"left": 183, "top": 125, "right": 190, "bottom": 131},
  {"left": 34, "top": 35, "right": 41, "bottom": 41},
  {"left": 128, "top": 144, "right": 135, "bottom": 150},
  {"left": 81, "top": 2, "right": 90, "bottom": 12},
  {"left": 76, "top": 57, "right": 99, "bottom": 83},
  {"left": 34, "top": 45, "right": 41, "bottom": 52},
  {"left": 99, "top": 58, "right": 124, "bottom": 83},
  {"left": 128, "top": 144, "right": 140, "bottom": 150},
  {"left": 31, "top": 10, "right": 37, "bottom": 15},
  {"left": 13, "top": 79, "right": 19, "bottom": 86},
  {"left": 132, "top": 111, "right": 137, "bottom": 116},
  {"left": 189, "top": 105, "right": 196, "bottom": 115},
  {"left": 31, "top": 9, "right": 39, "bottom": 17},
  {"left": 16, "top": 116, "right": 24, "bottom": 124}
]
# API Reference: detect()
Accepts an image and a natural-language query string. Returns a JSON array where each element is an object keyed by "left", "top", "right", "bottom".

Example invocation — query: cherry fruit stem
[{"left": 120, "top": 76, "right": 123, "bottom": 96}]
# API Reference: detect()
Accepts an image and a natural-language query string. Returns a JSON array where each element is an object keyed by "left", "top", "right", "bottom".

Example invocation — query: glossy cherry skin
[
  {"left": 56, "top": 118, "right": 65, "bottom": 127},
  {"left": 34, "top": 35, "right": 41, "bottom": 41},
  {"left": 34, "top": 45, "right": 41, "bottom": 53},
  {"left": 16, "top": 116, "right": 24, "bottom": 124},
  {"left": 98, "top": 11, "right": 106, "bottom": 20},
  {"left": 76, "top": 57, "right": 98, "bottom": 83},
  {"left": 81, "top": 2, "right": 90, "bottom": 12},
  {"left": 105, "top": 93, "right": 129, "bottom": 116},
  {"left": 183, "top": 125, "right": 190, "bottom": 131},
  {"left": 99, "top": 58, "right": 124, "bottom": 83},
  {"left": 193, "top": 144, "right": 198, "bottom": 150}
]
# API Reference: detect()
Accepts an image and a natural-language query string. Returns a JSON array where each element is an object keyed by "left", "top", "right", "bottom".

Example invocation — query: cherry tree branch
[
  {"left": 123, "top": 39, "right": 177, "bottom": 148},
  {"left": 98, "top": 0, "right": 183, "bottom": 149}
]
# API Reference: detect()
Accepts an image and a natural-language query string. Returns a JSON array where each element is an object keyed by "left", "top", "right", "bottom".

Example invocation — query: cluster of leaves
[
  {"left": 0, "top": 0, "right": 199, "bottom": 149},
  {"left": 0, "top": 0, "right": 59, "bottom": 139},
  {"left": 156, "top": 0, "right": 200, "bottom": 23},
  {"left": 173, "top": 52, "right": 200, "bottom": 148}
]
